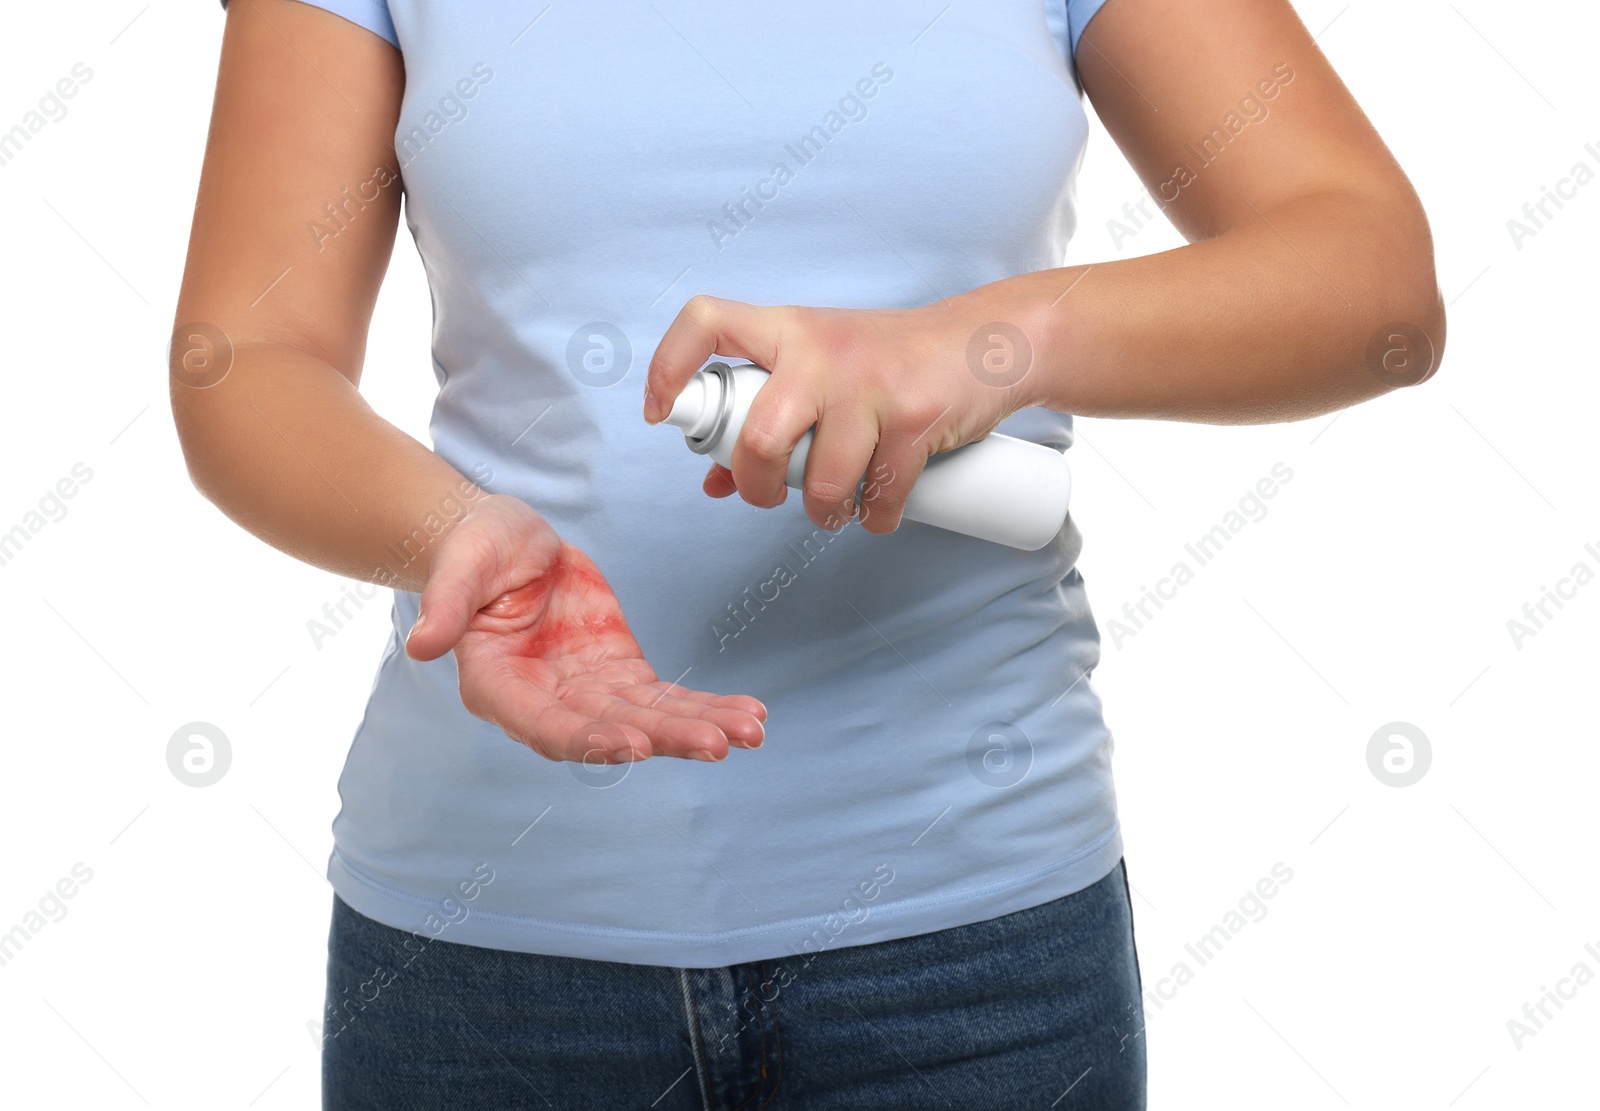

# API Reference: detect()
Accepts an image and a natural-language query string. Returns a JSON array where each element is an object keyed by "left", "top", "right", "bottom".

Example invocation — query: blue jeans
[{"left": 322, "top": 858, "right": 1146, "bottom": 1109}]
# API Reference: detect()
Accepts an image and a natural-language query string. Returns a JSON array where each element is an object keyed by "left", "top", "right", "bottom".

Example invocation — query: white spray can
[{"left": 659, "top": 361, "right": 1071, "bottom": 551}]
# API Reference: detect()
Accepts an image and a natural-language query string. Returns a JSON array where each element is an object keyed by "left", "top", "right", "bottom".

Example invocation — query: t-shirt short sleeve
[
  {"left": 1065, "top": 0, "right": 1113, "bottom": 57},
  {"left": 218, "top": 0, "right": 398, "bottom": 50}
]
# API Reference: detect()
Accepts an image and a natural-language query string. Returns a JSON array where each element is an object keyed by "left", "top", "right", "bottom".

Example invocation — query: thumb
[{"left": 405, "top": 525, "right": 497, "bottom": 662}]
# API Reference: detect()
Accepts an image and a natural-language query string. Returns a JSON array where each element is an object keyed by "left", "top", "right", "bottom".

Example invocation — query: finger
[
  {"left": 562, "top": 722, "right": 647, "bottom": 768},
  {"left": 644, "top": 295, "right": 783, "bottom": 425},
  {"left": 610, "top": 684, "right": 766, "bottom": 748},
  {"left": 798, "top": 408, "right": 879, "bottom": 530},
  {"left": 729, "top": 360, "right": 822, "bottom": 509},
  {"left": 676, "top": 689, "right": 768, "bottom": 721},
  {"left": 562, "top": 686, "right": 734, "bottom": 760},
  {"left": 703, "top": 463, "right": 737, "bottom": 498},
  {"left": 618, "top": 679, "right": 768, "bottom": 720},
  {"left": 855, "top": 448, "right": 930, "bottom": 536},
  {"left": 519, "top": 694, "right": 654, "bottom": 764}
]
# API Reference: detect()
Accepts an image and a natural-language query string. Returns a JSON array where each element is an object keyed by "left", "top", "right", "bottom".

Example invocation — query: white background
[{"left": 0, "top": 1, "right": 1595, "bottom": 1107}]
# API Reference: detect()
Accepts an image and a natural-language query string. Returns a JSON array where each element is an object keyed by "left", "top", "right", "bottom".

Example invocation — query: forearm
[
  {"left": 171, "top": 340, "right": 489, "bottom": 594},
  {"left": 976, "top": 188, "right": 1445, "bottom": 424}
]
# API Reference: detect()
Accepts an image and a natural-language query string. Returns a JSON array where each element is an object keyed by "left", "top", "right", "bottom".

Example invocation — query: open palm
[{"left": 405, "top": 494, "right": 766, "bottom": 763}]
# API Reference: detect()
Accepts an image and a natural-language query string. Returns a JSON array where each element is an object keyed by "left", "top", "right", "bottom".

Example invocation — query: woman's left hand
[{"left": 643, "top": 294, "right": 1042, "bottom": 533}]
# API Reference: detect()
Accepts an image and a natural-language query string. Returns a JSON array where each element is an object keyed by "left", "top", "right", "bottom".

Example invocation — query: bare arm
[
  {"left": 171, "top": 0, "right": 478, "bottom": 593},
  {"left": 171, "top": 1, "right": 766, "bottom": 761},
  {"left": 641, "top": 0, "right": 1447, "bottom": 531},
  {"left": 1021, "top": 0, "right": 1446, "bottom": 422}
]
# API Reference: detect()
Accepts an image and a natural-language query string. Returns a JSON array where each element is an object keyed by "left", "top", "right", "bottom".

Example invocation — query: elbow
[
  {"left": 167, "top": 318, "right": 248, "bottom": 508},
  {"left": 168, "top": 375, "right": 226, "bottom": 509},
  {"left": 180, "top": 447, "right": 222, "bottom": 508},
  {"left": 170, "top": 408, "right": 219, "bottom": 507},
  {"left": 1359, "top": 194, "right": 1447, "bottom": 393}
]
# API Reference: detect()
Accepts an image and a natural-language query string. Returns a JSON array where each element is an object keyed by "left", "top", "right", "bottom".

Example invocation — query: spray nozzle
[{"left": 662, "top": 361, "right": 736, "bottom": 453}]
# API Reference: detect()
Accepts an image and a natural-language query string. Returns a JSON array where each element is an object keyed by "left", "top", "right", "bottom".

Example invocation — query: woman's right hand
[{"left": 404, "top": 494, "right": 767, "bottom": 764}]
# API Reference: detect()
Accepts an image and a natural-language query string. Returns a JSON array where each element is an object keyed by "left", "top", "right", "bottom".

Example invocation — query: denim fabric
[{"left": 322, "top": 858, "right": 1145, "bottom": 1109}]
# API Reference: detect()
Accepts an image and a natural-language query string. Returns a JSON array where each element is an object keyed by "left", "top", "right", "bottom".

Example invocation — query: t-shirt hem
[{"left": 325, "top": 823, "right": 1124, "bottom": 969}]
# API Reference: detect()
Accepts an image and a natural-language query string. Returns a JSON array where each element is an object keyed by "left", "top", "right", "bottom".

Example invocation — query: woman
[{"left": 172, "top": 0, "right": 1442, "bottom": 1106}]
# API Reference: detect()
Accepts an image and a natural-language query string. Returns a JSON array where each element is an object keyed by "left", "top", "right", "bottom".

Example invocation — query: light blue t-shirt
[{"left": 229, "top": 0, "right": 1120, "bottom": 967}]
